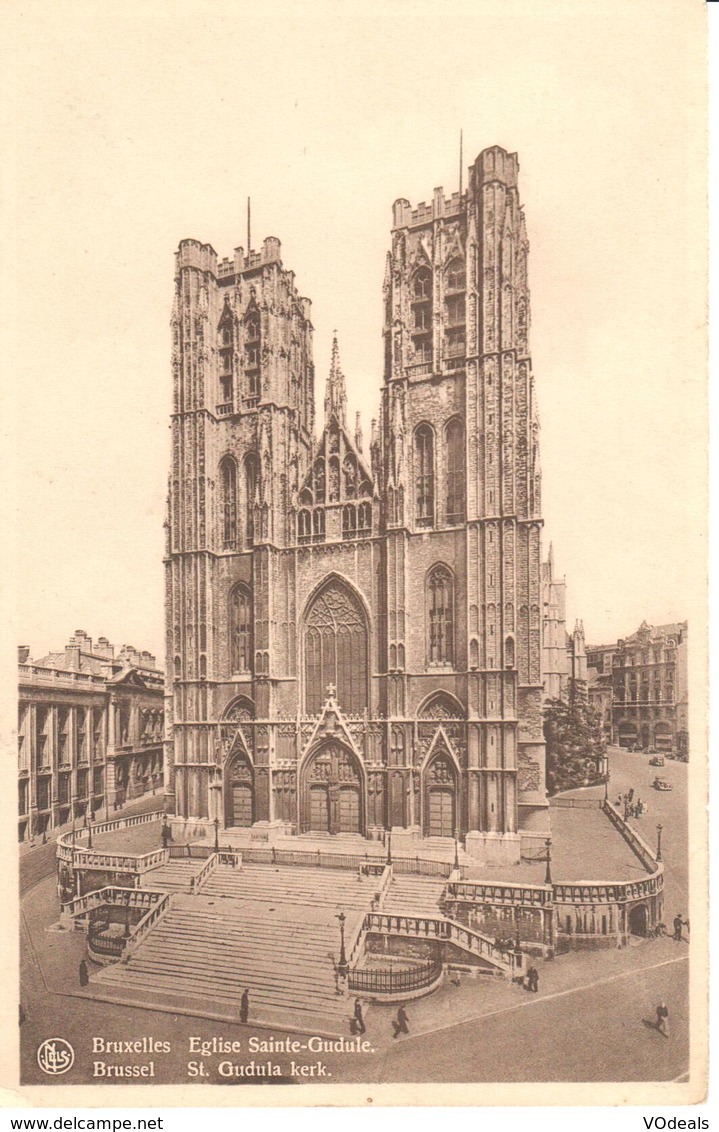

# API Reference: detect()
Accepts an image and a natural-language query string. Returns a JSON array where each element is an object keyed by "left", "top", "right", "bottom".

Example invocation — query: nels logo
[{"left": 37, "top": 1038, "right": 74, "bottom": 1076}]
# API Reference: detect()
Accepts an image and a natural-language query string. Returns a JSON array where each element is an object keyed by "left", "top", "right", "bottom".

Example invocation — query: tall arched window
[
  {"left": 244, "top": 310, "right": 261, "bottom": 397},
  {"left": 220, "top": 456, "right": 238, "bottom": 549},
  {"left": 230, "top": 584, "right": 252, "bottom": 673},
  {"left": 298, "top": 509, "right": 311, "bottom": 545},
  {"left": 445, "top": 418, "right": 465, "bottom": 523},
  {"left": 414, "top": 267, "right": 432, "bottom": 300},
  {"left": 427, "top": 565, "right": 454, "bottom": 666},
  {"left": 244, "top": 453, "right": 259, "bottom": 546},
  {"left": 415, "top": 424, "right": 435, "bottom": 527},
  {"left": 304, "top": 581, "right": 368, "bottom": 716}
]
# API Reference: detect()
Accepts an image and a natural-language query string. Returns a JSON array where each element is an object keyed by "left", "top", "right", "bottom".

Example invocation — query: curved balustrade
[
  {"left": 349, "top": 958, "right": 442, "bottom": 995},
  {"left": 61, "top": 886, "right": 166, "bottom": 918},
  {"left": 447, "top": 880, "right": 552, "bottom": 907}
]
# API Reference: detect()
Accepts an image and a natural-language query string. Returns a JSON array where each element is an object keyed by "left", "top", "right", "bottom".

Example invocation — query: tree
[{"left": 543, "top": 680, "right": 607, "bottom": 796}]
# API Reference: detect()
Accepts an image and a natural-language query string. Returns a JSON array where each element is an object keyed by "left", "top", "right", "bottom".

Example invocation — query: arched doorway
[
  {"left": 654, "top": 722, "right": 673, "bottom": 751},
  {"left": 301, "top": 742, "right": 364, "bottom": 836},
  {"left": 628, "top": 903, "right": 648, "bottom": 937},
  {"left": 225, "top": 754, "right": 254, "bottom": 828},
  {"left": 424, "top": 753, "right": 458, "bottom": 838}
]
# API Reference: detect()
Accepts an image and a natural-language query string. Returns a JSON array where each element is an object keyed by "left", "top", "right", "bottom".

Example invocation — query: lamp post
[
  {"left": 87, "top": 810, "right": 93, "bottom": 850},
  {"left": 544, "top": 838, "right": 552, "bottom": 885},
  {"left": 656, "top": 823, "right": 663, "bottom": 863},
  {"left": 336, "top": 911, "right": 348, "bottom": 978},
  {"left": 214, "top": 815, "right": 220, "bottom": 854},
  {"left": 385, "top": 828, "right": 392, "bottom": 867},
  {"left": 453, "top": 829, "right": 460, "bottom": 870}
]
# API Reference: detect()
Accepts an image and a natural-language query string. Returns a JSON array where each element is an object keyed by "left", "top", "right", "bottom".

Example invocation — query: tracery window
[
  {"left": 357, "top": 500, "right": 372, "bottom": 535},
  {"left": 298, "top": 509, "right": 312, "bottom": 545},
  {"left": 220, "top": 456, "right": 238, "bottom": 549},
  {"left": 427, "top": 565, "right": 454, "bottom": 666},
  {"left": 445, "top": 418, "right": 465, "bottom": 523},
  {"left": 415, "top": 424, "right": 435, "bottom": 527},
  {"left": 230, "top": 584, "right": 252, "bottom": 673},
  {"left": 342, "top": 504, "right": 357, "bottom": 540},
  {"left": 313, "top": 509, "right": 325, "bottom": 542},
  {"left": 304, "top": 581, "right": 368, "bottom": 716},
  {"left": 413, "top": 268, "right": 432, "bottom": 300},
  {"left": 446, "top": 258, "right": 466, "bottom": 292}
]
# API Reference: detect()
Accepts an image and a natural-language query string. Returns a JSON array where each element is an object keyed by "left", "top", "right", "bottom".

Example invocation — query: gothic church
[{"left": 165, "top": 145, "right": 547, "bottom": 863}]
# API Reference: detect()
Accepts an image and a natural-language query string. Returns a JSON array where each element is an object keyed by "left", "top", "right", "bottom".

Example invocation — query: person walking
[
  {"left": 526, "top": 966, "right": 539, "bottom": 993},
  {"left": 161, "top": 819, "right": 171, "bottom": 849},
  {"left": 673, "top": 914, "right": 684, "bottom": 942},
  {"left": 79, "top": 959, "right": 89, "bottom": 987},
  {"left": 656, "top": 1000, "right": 669, "bottom": 1037},
  {"left": 392, "top": 1004, "right": 409, "bottom": 1039},
  {"left": 240, "top": 989, "right": 249, "bottom": 1023},
  {"left": 353, "top": 998, "right": 366, "bottom": 1035}
]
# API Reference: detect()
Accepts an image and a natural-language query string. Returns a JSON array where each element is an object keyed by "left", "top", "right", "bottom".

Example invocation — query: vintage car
[
  {"left": 653, "top": 776, "right": 673, "bottom": 791},
  {"left": 649, "top": 756, "right": 665, "bottom": 767}
]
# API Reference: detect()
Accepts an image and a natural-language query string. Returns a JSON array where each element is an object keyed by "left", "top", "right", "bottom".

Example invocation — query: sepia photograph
[{"left": 3, "top": 0, "right": 708, "bottom": 1109}]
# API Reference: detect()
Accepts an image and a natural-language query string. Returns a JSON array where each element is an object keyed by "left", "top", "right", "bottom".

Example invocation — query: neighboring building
[
  {"left": 17, "top": 631, "right": 164, "bottom": 841},
  {"left": 541, "top": 545, "right": 586, "bottom": 700},
  {"left": 165, "top": 145, "right": 547, "bottom": 863},
  {"left": 586, "top": 621, "right": 688, "bottom": 752}
]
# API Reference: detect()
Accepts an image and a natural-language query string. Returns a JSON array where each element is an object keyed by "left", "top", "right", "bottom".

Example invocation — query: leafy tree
[{"left": 543, "top": 680, "right": 607, "bottom": 795}]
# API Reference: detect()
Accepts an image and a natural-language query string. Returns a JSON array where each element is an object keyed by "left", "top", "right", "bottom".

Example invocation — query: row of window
[
  {"left": 412, "top": 263, "right": 466, "bottom": 363},
  {"left": 415, "top": 418, "right": 464, "bottom": 526},
  {"left": 226, "top": 567, "right": 458, "bottom": 693},
  {"left": 220, "top": 454, "right": 260, "bottom": 550},
  {"left": 297, "top": 502, "right": 372, "bottom": 545},
  {"left": 218, "top": 309, "right": 261, "bottom": 404}
]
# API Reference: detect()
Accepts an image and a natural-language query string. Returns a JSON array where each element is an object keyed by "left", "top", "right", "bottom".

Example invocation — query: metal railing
[{"left": 349, "top": 957, "right": 442, "bottom": 995}]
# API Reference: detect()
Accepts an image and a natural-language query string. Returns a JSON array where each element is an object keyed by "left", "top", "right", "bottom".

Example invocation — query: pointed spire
[
  {"left": 325, "top": 332, "right": 348, "bottom": 427},
  {"left": 355, "top": 411, "right": 363, "bottom": 453},
  {"left": 547, "top": 541, "right": 554, "bottom": 575}
]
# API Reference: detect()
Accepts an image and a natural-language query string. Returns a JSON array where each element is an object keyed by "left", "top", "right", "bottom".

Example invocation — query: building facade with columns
[
  {"left": 166, "top": 146, "right": 548, "bottom": 863},
  {"left": 17, "top": 632, "right": 164, "bottom": 841}
]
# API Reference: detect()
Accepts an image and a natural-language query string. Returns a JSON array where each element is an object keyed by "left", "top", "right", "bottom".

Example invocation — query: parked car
[
  {"left": 653, "top": 777, "right": 673, "bottom": 791},
  {"left": 649, "top": 756, "right": 665, "bottom": 767}
]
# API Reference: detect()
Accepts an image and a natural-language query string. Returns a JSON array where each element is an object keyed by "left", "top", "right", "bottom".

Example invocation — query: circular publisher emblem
[{"left": 37, "top": 1038, "right": 74, "bottom": 1076}]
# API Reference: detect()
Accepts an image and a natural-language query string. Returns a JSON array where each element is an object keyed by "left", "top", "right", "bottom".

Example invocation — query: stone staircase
[
  {"left": 139, "top": 859, "right": 206, "bottom": 892},
  {"left": 382, "top": 874, "right": 447, "bottom": 916},
  {"left": 92, "top": 864, "right": 377, "bottom": 1031},
  {"left": 200, "top": 862, "right": 375, "bottom": 911}
]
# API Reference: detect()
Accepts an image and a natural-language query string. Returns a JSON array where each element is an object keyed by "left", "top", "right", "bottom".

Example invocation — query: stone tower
[
  {"left": 165, "top": 237, "right": 315, "bottom": 821},
  {"left": 381, "top": 146, "right": 546, "bottom": 852}
]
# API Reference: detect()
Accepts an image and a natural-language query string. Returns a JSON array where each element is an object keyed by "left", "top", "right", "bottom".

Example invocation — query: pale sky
[{"left": 5, "top": 0, "right": 706, "bottom": 664}]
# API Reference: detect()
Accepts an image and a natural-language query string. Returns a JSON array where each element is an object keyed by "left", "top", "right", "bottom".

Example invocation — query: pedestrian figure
[
  {"left": 656, "top": 1000, "right": 669, "bottom": 1037},
  {"left": 673, "top": 914, "right": 684, "bottom": 942},
  {"left": 161, "top": 819, "right": 171, "bottom": 849},
  {"left": 392, "top": 1004, "right": 409, "bottom": 1039},
  {"left": 79, "top": 959, "right": 89, "bottom": 987},
  {"left": 627, "top": 788, "right": 634, "bottom": 803},
  {"left": 526, "top": 966, "right": 539, "bottom": 993},
  {"left": 240, "top": 989, "right": 249, "bottom": 1023},
  {"left": 353, "top": 998, "right": 366, "bottom": 1035}
]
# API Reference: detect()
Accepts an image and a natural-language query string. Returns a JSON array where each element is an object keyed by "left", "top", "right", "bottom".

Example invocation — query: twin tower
[{"left": 165, "top": 146, "right": 547, "bottom": 862}]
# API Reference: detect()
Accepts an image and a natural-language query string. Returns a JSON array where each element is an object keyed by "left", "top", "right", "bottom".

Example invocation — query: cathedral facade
[{"left": 165, "top": 146, "right": 547, "bottom": 863}]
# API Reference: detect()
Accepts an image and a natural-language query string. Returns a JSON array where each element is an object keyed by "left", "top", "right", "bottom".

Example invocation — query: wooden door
[
  {"left": 310, "top": 785, "right": 330, "bottom": 832},
  {"left": 427, "top": 787, "right": 454, "bottom": 837},
  {"left": 232, "top": 784, "right": 253, "bottom": 827},
  {"left": 338, "top": 786, "right": 360, "bottom": 833}
]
